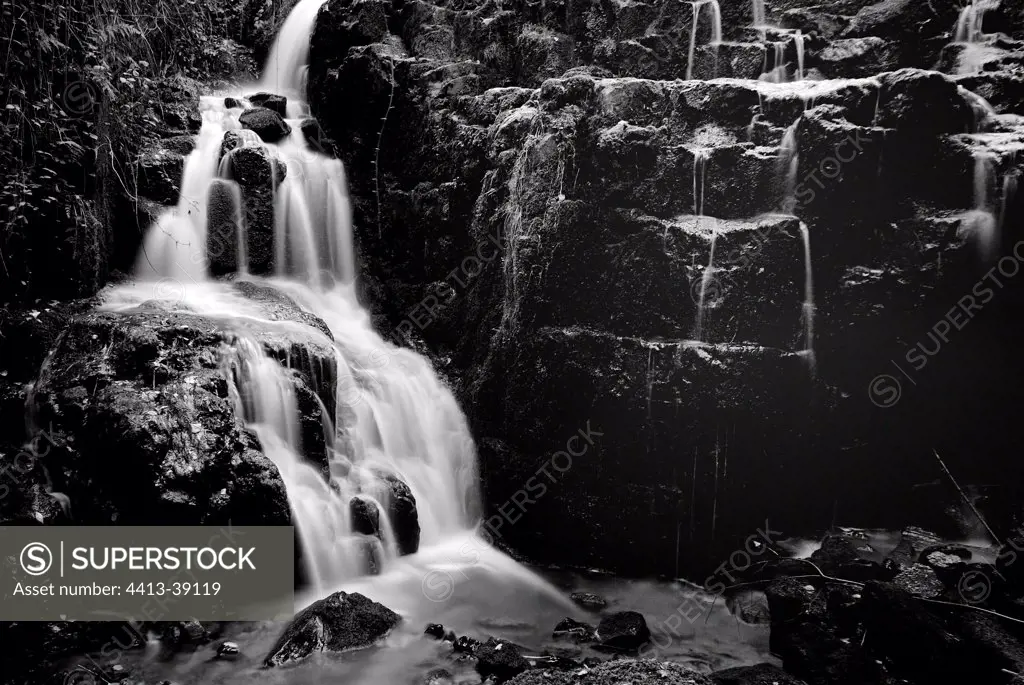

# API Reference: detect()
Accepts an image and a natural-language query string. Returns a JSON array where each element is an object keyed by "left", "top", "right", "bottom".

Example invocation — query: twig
[
  {"left": 917, "top": 597, "right": 1024, "bottom": 626},
  {"left": 932, "top": 448, "right": 1002, "bottom": 546}
]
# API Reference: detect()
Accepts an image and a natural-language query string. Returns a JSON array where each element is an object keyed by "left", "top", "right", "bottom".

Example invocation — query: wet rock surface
[
  {"left": 264, "top": 591, "right": 400, "bottom": 666},
  {"left": 239, "top": 106, "right": 292, "bottom": 143},
  {"left": 19, "top": 279, "right": 343, "bottom": 529}
]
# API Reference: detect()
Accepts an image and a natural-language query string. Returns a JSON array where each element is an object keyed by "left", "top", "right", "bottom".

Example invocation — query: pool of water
[{"left": 65, "top": 533, "right": 774, "bottom": 684}]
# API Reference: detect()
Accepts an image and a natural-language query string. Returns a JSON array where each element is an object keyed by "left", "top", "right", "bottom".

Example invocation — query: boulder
[
  {"left": 30, "top": 309, "right": 295, "bottom": 527},
  {"left": 424, "top": 668, "right": 454, "bottom": 685},
  {"left": 891, "top": 563, "right": 945, "bottom": 599},
  {"left": 711, "top": 663, "right": 807, "bottom": 685},
  {"left": 596, "top": 611, "right": 650, "bottom": 651},
  {"left": 239, "top": 106, "right": 292, "bottom": 143},
  {"left": 475, "top": 637, "right": 529, "bottom": 681},
  {"left": 224, "top": 145, "right": 287, "bottom": 274},
  {"left": 424, "top": 623, "right": 445, "bottom": 639},
  {"left": 247, "top": 92, "right": 287, "bottom": 116},
  {"left": 264, "top": 591, "right": 400, "bottom": 666},
  {"left": 371, "top": 470, "right": 420, "bottom": 555},
  {"left": 876, "top": 68, "right": 972, "bottom": 134},
  {"left": 552, "top": 617, "right": 596, "bottom": 642},
  {"left": 205, "top": 178, "right": 243, "bottom": 276},
  {"left": 570, "top": 591, "right": 607, "bottom": 611},
  {"left": 350, "top": 496, "right": 381, "bottom": 538}
]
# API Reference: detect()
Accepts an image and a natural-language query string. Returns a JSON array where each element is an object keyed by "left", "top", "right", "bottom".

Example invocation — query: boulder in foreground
[{"left": 264, "top": 591, "right": 400, "bottom": 666}]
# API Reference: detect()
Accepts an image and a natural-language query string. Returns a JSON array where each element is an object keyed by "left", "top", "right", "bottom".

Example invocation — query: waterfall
[
  {"left": 795, "top": 30, "right": 805, "bottom": 81},
  {"left": 113, "top": 0, "right": 483, "bottom": 596},
  {"left": 968, "top": 151, "right": 999, "bottom": 261},
  {"left": 798, "top": 224, "right": 816, "bottom": 375},
  {"left": 261, "top": 0, "right": 331, "bottom": 108},
  {"left": 960, "top": 85, "right": 996, "bottom": 132},
  {"left": 778, "top": 120, "right": 800, "bottom": 212},
  {"left": 751, "top": 0, "right": 766, "bottom": 27},
  {"left": 686, "top": 0, "right": 722, "bottom": 80},
  {"left": 951, "top": 0, "right": 1000, "bottom": 74},
  {"left": 1000, "top": 153, "right": 1018, "bottom": 232},
  {"left": 692, "top": 149, "right": 716, "bottom": 342},
  {"left": 761, "top": 31, "right": 805, "bottom": 82}
]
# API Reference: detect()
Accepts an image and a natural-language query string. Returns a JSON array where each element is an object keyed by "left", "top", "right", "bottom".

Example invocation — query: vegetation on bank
[{"left": 0, "top": 0, "right": 299, "bottom": 305}]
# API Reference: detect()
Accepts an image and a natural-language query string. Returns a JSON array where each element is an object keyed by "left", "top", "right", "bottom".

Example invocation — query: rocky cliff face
[{"left": 305, "top": 0, "right": 1024, "bottom": 575}]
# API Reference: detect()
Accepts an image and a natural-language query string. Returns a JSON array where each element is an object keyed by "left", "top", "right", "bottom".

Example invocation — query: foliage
[{"left": 0, "top": 0, "right": 252, "bottom": 303}]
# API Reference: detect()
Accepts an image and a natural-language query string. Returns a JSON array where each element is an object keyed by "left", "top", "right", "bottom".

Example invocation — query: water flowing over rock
[{"left": 39, "top": 0, "right": 484, "bottom": 597}]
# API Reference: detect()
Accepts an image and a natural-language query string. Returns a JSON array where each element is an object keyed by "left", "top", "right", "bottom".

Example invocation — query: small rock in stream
[
  {"left": 595, "top": 611, "right": 651, "bottom": 651},
  {"left": 570, "top": 592, "right": 607, "bottom": 611}
]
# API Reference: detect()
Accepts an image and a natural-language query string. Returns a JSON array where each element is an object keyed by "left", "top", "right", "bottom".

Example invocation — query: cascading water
[
  {"left": 778, "top": 120, "right": 800, "bottom": 211},
  {"left": 106, "top": 0, "right": 499, "bottom": 597},
  {"left": 751, "top": 0, "right": 766, "bottom": 27},
  {"left": 761, "top": 30, "right": 805, "bottom": 82},
  {"left": 692, "top": 149, "right": 717, "bottom": 342},
  {"left": 794, "top": 30, "right": 805, "bottom": 80},
  {"left": 967, "top": 151, "right": 999, "bottom": 261},
  {"left": 798, "top": 224, "right": 816, "bottom": 375},
  {"left": 686, "top": 0, "right": 723, "bottom": 80},
  {"left": 951, "top": 0, "right": 1000, "bottom": 74}
]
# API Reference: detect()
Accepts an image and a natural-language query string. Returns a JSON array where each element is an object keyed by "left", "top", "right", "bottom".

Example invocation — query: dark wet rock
[
  {"left": 300, "top": 117, "right": 338, "bottom": 157},
  {"left": 153, "top": 75, "right": 202, "bottom": 134},
  {"left": 596, "top": 611, "right": 650, "bottom": 651},
  {"left": 877, "top": 68, "right": 972, "bottom": 133},
  {"left": 239, "top": 106, "right": 292, "bottom": 143},
  {"left": 843, "top": 0, "right": 962, "bottom": 68},
  {"left": 371, "top": 470, "right": 421, "bottom": 555},
  {"left": 205, "top": 178, "right": 243, "bottom": 276},
  {"left": 216, "top": 641, "right": 240, "bottom": 659},
  {"left": 225, "top": 97, "right": 243, "bottom": 109},
  {"left": 30, "top": 309, "right": 295, "bottom": 528},
  {"left": 224, "top": 145, "right": 287, "bottom": 274},
  {"left": 247, "top": 92, "right": 287, "bottom": 116},
  {"left": 552, "top": 617, "right": 596, "bottom": 642},
  {"left": 424, "top": 668, "right": 454, "bottom": 685},
  {"left": 815, "top": 37, "right": 898, "bottom": 78},
  {"left": 309, "top": 0, "right": 390, "bottom": 64},
  {"left": 453, "top": 635, "right": 478, "bottom": 653},
  {"left": 570, "top": 591, "right": 607, "bottom": 611},
  {"left": 507, "top": 658, "right": 712, "bottom": 684},
  {"left": 765, "top": 577, "right": 886, "bottom": 684},
  {"left": 711, "top": 662, "right": 806, "bottom": 685},
  {"left": 136, "top": 144, "right": 186, "bottom": 206},
  {"left": 264, "top": 591, "right": 400, "bottom": 666},
  {"left": 424, "top": 623, "right": 445, "bottom": 639},
  {"left": 231, "top": 280, "right": 332, "bottom": 341},
  {"left": 350, "top": 497, "right": 382, "bottom": 538},
  {"left": 891, "top": 563, "right": 945, "bottom": 599},
  {"left": 475, "top": 637, "right": 529, "bottom": 681}
]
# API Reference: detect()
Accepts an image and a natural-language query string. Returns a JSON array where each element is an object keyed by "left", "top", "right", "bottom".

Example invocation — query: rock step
[{"left": 515, "top": 207, "right": 809, "bottom": 349}]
